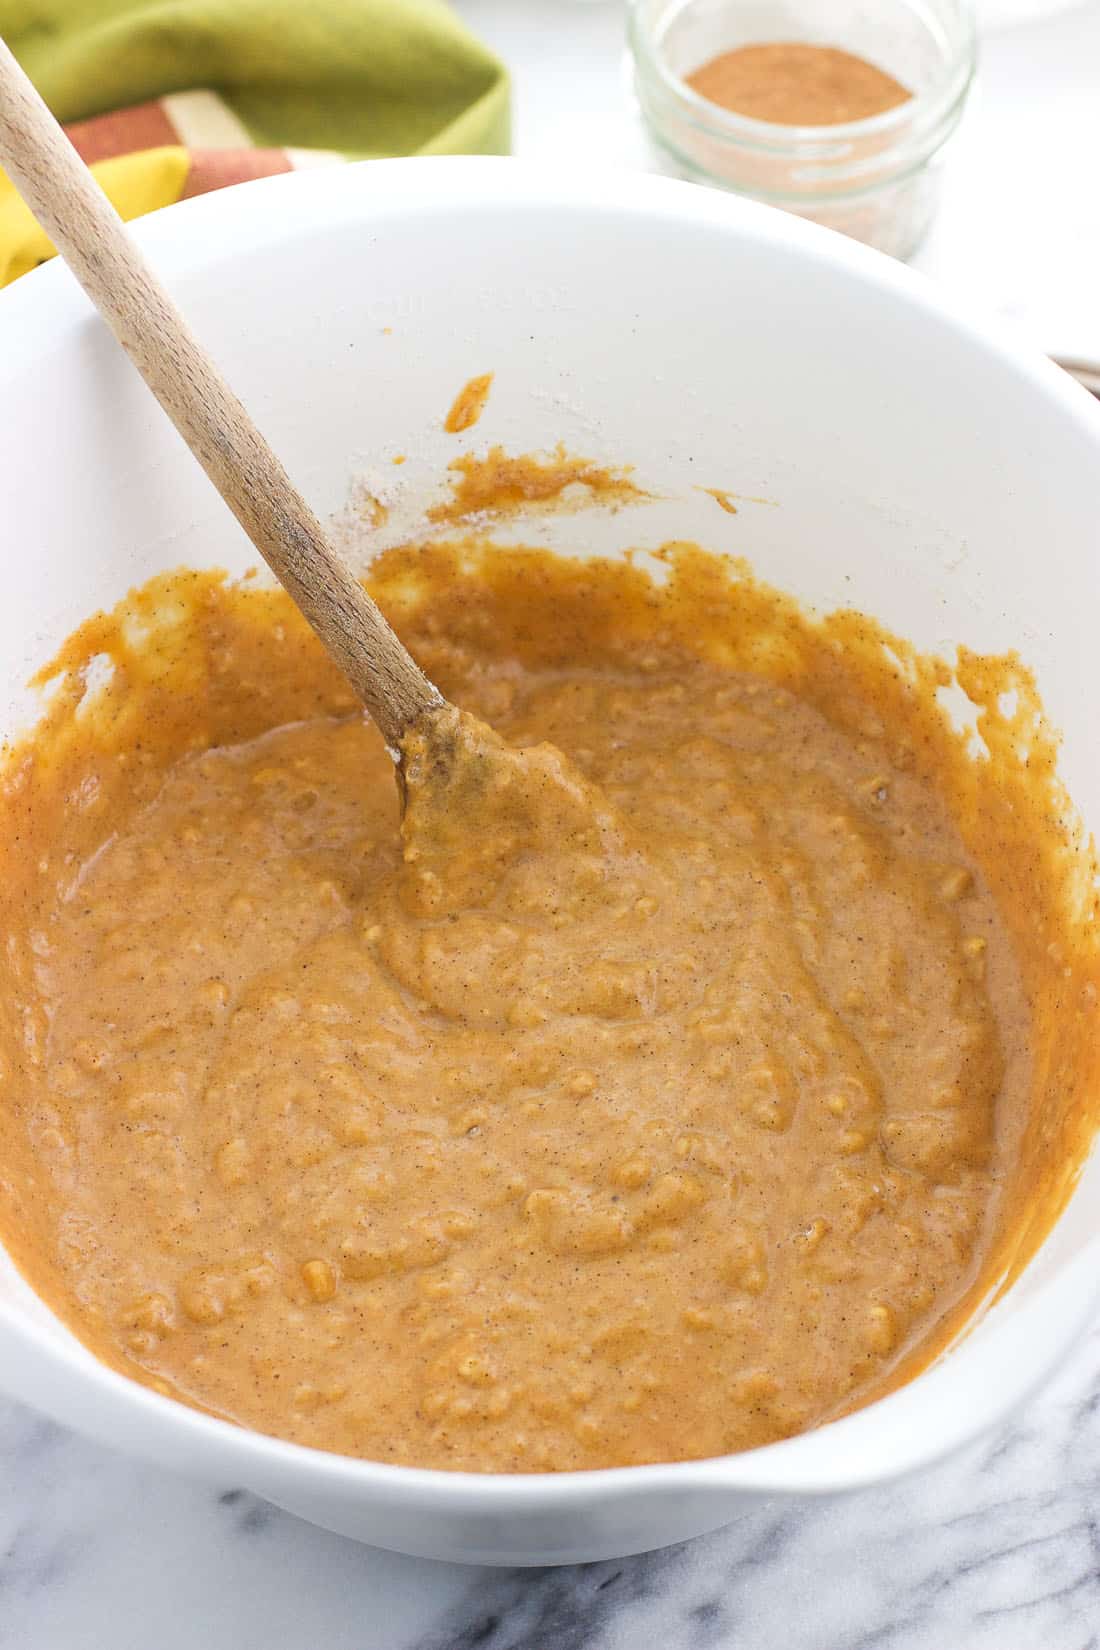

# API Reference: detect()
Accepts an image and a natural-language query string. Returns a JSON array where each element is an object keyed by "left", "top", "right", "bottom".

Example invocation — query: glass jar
[{"left": 629, "top": 0, "right": 977, "bottom": 260}]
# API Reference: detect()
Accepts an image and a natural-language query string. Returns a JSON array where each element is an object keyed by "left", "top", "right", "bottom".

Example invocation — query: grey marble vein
[{"left": 2, "top": 1327, "right": 1100, "bottom": 1649}]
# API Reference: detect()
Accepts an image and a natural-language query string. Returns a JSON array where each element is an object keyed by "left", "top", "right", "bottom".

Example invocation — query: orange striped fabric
[{"left": 63, "top": 88, "right": 337, "bottom": 199}]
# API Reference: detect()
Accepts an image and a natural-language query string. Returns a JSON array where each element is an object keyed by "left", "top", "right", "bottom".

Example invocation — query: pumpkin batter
[{"left": 0, "top": 537, "right": 1097, "bottom": 1473}]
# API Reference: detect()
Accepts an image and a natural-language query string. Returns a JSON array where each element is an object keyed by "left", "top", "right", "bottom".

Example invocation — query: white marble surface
[{"left": 5, "top": 5, "right": 1100, "bottom": 1646}]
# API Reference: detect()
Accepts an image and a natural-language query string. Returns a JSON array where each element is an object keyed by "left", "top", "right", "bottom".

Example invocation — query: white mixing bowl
[{"left": 1, "top": 159, "right": 1098, "bottom": 1566}]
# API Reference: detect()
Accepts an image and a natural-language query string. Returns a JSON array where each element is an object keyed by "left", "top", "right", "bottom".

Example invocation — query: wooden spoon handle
[{"left": 0, "top": 36, "right": 441, "bottom": 749}]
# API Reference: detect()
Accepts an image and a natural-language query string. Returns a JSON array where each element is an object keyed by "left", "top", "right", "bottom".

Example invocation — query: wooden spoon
[{"left": 0, "top": 36, "right": 444, "bottom": 758}]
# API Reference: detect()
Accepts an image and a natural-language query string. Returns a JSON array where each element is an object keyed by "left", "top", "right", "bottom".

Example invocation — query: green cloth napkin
[{"left": 0, "top": 0, "right": 510, "bottom": 156}]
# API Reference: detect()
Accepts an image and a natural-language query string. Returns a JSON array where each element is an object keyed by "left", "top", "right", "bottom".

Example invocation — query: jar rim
[{"left": 627, "top": 0, "right": 978, "bottom": 155}]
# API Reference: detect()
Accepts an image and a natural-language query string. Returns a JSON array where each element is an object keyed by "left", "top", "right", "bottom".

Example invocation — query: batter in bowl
[{"left": 0, "top": 537, "right": 1096, "bottom": 1472}]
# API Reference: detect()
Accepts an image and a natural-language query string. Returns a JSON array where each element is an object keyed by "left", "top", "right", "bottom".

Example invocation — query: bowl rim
[{"left": 2, "top": 155, "right": 1099, "bottom": 1508}]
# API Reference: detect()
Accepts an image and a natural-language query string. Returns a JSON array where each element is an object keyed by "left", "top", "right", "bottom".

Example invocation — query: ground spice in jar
[{"left": 687, "top": 43, "right": 912, "bottom": 127}]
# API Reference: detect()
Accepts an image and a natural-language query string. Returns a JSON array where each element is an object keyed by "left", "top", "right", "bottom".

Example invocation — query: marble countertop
[{"left": 5, "top": 5, "right": 1100, "bottom": 1646}]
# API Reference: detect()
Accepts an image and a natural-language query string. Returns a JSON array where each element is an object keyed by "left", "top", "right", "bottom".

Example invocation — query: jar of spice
[{"left": 629, "top": 0, "right": 977, "bottom": 260}]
